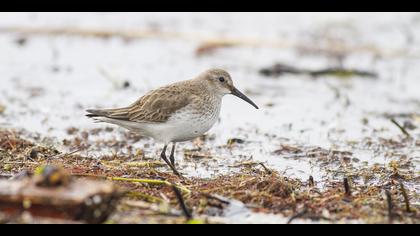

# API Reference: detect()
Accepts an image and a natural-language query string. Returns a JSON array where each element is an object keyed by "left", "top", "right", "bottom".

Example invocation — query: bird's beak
[{"left": 230, "top": 87, "right": 259, "bottom": 109}]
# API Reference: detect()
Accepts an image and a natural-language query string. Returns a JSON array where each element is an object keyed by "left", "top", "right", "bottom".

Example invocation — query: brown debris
[
  {"left": 390, "top": 118, "right": 412, "bottom": 138},
  {"left": 273, "top": 144, "right": 303, "bottom": 155},
  {"left": 343, "top": 177, "right": 352, "bottom": 197},
  {"left": 196, "top": 40, "right": 238, "bottom": 56},
  {"left": 259, "top": 63, "right": 377, "bottom": 79},
  {"left": 1, "top": 130, "right": 419, "bottom": 224},
  {"left": 0, "top": 168, "right": 121, "bottom": 223},
  {"left": 308, "top": 176, "right": 315, "bottom": 187},
  {"left": 385, "top": 190, "right": 394, "bottom": 223},
  {"left": 399, "top": 182, "right": 411, "bottom": 213}
]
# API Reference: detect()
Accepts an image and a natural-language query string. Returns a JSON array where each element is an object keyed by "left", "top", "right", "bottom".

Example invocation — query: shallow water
[{"left": 0, "top": 12, "right": 419, "bottom": 183}]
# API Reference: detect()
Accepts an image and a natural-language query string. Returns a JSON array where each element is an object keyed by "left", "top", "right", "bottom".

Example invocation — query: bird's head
[{"left": 200, "top": 68, "right": 259, "bottom": 109}]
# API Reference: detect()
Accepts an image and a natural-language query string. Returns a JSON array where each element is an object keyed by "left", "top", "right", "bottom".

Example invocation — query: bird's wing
[
  {"left": 87, "top": 84, "right": 192, "bottom": 123},
  {"left": 127, "top": 85, "right": 192, "bottom": 122}
]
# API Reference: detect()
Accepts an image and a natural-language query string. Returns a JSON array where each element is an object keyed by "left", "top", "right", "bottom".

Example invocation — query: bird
[{"left": 86, "top": 68, "right": 259, "bottom": 176}]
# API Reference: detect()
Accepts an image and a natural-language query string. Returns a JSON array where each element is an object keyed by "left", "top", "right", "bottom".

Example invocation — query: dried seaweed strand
[
  {"left": 385, "top": 190, "right": 394, "bottom": 223},
  {"left": 390, "top": 119, "right": 411, "bottom": 138},
  {"left": 171, "top": 185, "right": 192, "bottom": 220},
  {"left": 108, "top": 176, "right": 191, "bottom": 194},
  {"left": 399, "top": 182, "right": 411, "bottom": 213}
]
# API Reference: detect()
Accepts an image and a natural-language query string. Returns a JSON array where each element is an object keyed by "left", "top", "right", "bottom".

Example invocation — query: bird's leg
[
  {"left": 169, "top": 142, "right": 176, "bottom": 166},
  {"left": 160, "top": 145, "right": 181, "bottom": 177}
]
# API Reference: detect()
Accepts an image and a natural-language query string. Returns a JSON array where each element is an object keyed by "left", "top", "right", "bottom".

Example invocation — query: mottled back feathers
[{"left": 87, "top": 81, "right": 198, "bottom": 123}]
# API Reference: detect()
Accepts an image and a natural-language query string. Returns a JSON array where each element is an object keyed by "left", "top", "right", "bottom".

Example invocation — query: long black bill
[{"left": 231, "top": 87, "right": 259, "bottom": 109}]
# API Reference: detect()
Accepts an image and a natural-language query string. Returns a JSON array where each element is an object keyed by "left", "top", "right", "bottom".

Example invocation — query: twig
[
  {"left": 49, "top": 149, "right": 82, "bottom": 160},
  {"left": 260, "top": 64, "right": 378, "bottom": 79},
  {"left": 101, "top": 160, "right": 165, "bottom": 169},
  {"left": 229, "top": 161, "right": 272, "bottom": 174},
  {"left": 2, "top": 161, "right": 39, "bottom": 165},
  {"left": 126, "top": 191, "right": 164, "bottom": 203},
  {"left": 108, "top": 177, "right": 191, "bottom": 194},
  {"left": 399, "top": 182, "right": 411, "bottom": 213},
  {"left": 308, "top": 176, "right": 315, "bottom": 187},
  {"left": 171, "top": 185, "right": 192, "bottom": 220},
  {"left": 287, "top": 208, "right": 308, "bottom": 224},
  {"left": 183, "top": 152, "right": 215, "bottom": 159},
  {"left": 390, "top": 119, "right": 411, "bottom": 138},
  {"left": 343, "top": 177, "right": 351, "bottom": 197},
  {"left": 124, "top": 161, "right": 166, "bottom": 168},
  {"left": 229, "top": 161, "right": 260, "bottom": 168},
  {"left": 72, "top": 174, "right": 190, "bottom": 194},
  {"left": 71, "top": 173, "right": 107, "bottom": 179},
  {"left": 385, "top": 190, "right": 394, "bottom": 223},
  {"left": 200, "top": 193, "right": 231, "bottom": 205},
  {"left": 121, "top": 200, "right": 154, "bottom": 210},
  {"left": 259, "top": 163, "right": 273, "bottom": 174}
]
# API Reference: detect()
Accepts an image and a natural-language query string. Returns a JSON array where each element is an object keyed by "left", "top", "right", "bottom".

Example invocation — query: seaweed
[{"left": 0, "top": 130, "right": 419, "bottom": 224}]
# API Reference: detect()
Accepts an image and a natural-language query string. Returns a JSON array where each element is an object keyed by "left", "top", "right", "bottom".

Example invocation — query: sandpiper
[{"left": 86, "top": 68, "right": 258, "bottom": 176}]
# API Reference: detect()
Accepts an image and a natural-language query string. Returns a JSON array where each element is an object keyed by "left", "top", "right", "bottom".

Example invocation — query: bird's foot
[
  {"left": 161, "top": 154, "right": 181, "bottom": 177},
  {"left": 169, "top": 165, "right": 182, "bottom": 177},
  {"left": 169, "top": 155, "right": 175, "bottom": 167}
]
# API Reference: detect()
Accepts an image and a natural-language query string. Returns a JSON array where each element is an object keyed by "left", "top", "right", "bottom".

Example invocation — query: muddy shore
[{"left": 0, "top": 13, "right": 419, "bottom": 223}]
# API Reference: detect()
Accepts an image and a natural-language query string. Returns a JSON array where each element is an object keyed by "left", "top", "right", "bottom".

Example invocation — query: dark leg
[
  {"left": 160, "top": 145, "right": 181, "bottom": 177},
  {"left": 169, "top": 142, "right": 176, "bottom": 166}
]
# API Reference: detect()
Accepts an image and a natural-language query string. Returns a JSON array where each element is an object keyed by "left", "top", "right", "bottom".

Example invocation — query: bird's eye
[{"left": 218, "top": 77, "right": 225, "bottom": 82}]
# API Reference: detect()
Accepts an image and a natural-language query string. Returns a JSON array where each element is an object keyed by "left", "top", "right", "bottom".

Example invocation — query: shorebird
[{"left": 86, "top": 68, "right": 258, "bottom": 176}]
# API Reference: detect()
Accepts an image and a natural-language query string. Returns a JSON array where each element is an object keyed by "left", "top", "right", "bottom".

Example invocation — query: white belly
[
  {"left": 147, "top": 104, "right": 221, "bottom": 143},
  {"left": 102, "top": 102, "right": 221, "bottom": 144}
]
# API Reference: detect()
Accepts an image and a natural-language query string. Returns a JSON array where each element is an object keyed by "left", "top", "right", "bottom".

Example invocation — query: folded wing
[{"left": 86, "top": 85, "right": 191, "bottom": 123}]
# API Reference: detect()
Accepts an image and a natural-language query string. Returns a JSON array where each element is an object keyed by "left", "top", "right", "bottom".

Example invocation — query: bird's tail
[
  {"left": 86, "top": 108, "right": 143, "bottom": 133},
  {"left": 85, "top": 109, "right": 107, "bottom": 123},
  {"left": 86, "top": 108, "right": 130, "bottom": 121},
  {"left": 86, "top": 109, "right": 107, "bottom": 118}
]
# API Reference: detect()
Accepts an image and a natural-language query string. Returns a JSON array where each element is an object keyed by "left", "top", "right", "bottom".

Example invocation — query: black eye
[{"left": 218, "top": 77, "right": 225, "bottom": 82}]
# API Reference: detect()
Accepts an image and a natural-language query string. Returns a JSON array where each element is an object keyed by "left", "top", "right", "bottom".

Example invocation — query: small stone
[
  {"left": 15, "top": 37, "right": 28, "bottom": 47},
  {"left": 81, "top": 131, "right": 89, "bottom": 140},
  {"left": 62, "top": 139, "right": 71, "bottom": 146},
  {"left": 361, "top": 117, "right": 369, "bottom": 125},
  {"left": 403, "top": 120, "right": 417, "bottom": 130},
  {"left": 51, "top": 65, "right": 60, "bottom": 73},
  {"left": 66, "top": 127, "right": 79, "bottom": 135},
  {"left": 29, "top": 148, "right": 38, "bottom": 159},
  {"left": 105, "top": 127, "right": 114, "bottom": 132},
  {"left": 122, "top": 81, "right": 131, "bottom": 89},
  {"left": 308, "top": 176, "right": 315, "bottom": 187}
]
